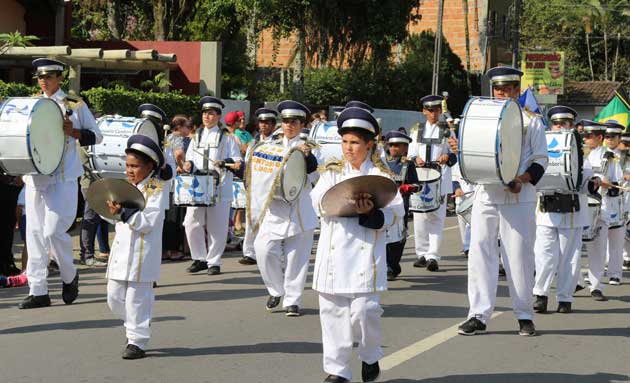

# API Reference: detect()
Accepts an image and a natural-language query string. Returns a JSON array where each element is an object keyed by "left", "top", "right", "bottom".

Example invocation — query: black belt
[{"left": 539, "top": 193, "right": 580, "bottom": 213}]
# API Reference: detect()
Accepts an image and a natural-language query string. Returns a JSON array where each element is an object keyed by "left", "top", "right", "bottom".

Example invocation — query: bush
[{"left": 0, "top": 80, "right": 38, "bottom": 100}]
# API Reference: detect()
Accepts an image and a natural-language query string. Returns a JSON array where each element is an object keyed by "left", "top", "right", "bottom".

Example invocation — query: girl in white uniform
[
  {"left": 311, "top": 107, "right": 405, "bottom": 383},
  {"left": 106, "top": 135, "right": 169, "bottom": 359}
]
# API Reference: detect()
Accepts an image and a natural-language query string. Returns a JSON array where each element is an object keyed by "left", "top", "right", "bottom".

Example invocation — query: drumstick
[
  {"left": 192, "top": 148, "right": 239, "bottom": 169},
  {"left": 607, "top": 183, "right": 630, "bottom": 192}
]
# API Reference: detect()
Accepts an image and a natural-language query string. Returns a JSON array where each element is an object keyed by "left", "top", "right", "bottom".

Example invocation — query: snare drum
[
  {"left": 456, "top": 192, "right": 474, "bottom": 225},
  {"left": 231, "top": 179, "right": 247, "bottom": 209},
  {"left": 409, "top": 166, "right": 442, "bottom": 213},
  {"left": 607, "top": 196, "right": 625, "bottom": 229},
  {"left": 583, "top": 196, "right": 602, "bottom": 242},
  {"left": 89, "top": 116, "right": 161, "bottom": 178},
  {"left": 385, "top": 214, "right": 406, "bottom": 243},
  {"left": 173, "top": 174, "right": 218, "bottom": 206},
  {"left": 458, "top": 97, "right": 523, "bottom": 185},
  {"left": 537, "top": 130, "right": 583, "bottom": 192},
  {"left": 0, "top": 97, "right": 65, "bottom": 175}
]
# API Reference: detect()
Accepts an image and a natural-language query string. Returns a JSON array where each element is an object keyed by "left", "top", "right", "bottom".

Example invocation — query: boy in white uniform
[
  {"left": 20, "top": 59, "right": 103, "bottom": 309},
  {"left": 311, "top": 106, "right": 405, "bottom": 383},
  {"left": 182, "top": 97, "right": 242, "bottom": 275},
  {"left": 106, "top": 135, "right": 169, "bottom": 359},
  {"left": 408, "top": 95, "right": 457, "bottom": 272}
]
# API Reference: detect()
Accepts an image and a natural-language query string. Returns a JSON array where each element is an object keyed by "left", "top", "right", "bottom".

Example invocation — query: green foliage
[
  {"left": 81, "top": 86, "right": 198, "bottom": 119},
  {"left": 0, "top": 80, "right": 38, "bottom": 100},
  {"left": 0, "top": 31, "right": 39, "bottom": 55}
]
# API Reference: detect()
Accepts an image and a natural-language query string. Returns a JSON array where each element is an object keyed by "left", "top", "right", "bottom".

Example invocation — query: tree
[{"left": 0, "top": 31, "right": 38, "bottom": 56}]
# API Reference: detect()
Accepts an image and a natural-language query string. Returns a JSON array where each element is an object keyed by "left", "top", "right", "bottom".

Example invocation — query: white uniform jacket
[
  {"left": 588, "top": 146, "right": 623, "bottom": 225},
  {"left": 107, "top": 176, "right": 168, "bottom": 282},
  {"left": 475, "top": 111, "right": 548, "bottom": 205},
  {"left": 536, "top": 157, "right": 595, "bottom": 228},
  {"left": 408, "top": 121, "right": 454, "bottom": 195},
  {"left": 311, "top": 159, "right": 405, "bottom": 294},
  {"left": 185, "top": 125, "right": 241, "bottom": 203},
  {"left": 23, "top": 88, "right": 102, "bottom": 188},
  {"left": 257, "top": 135, "right": 319, "bottom": 240}
]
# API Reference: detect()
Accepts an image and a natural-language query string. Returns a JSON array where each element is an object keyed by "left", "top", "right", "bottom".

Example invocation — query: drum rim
[
  {"left": 494, "top": 99, "right": 522, "bottom": 184},
  {"left": 415, "top": 165, "right": 442, "bottom": 183},
  {"left": 28, "top": 98, "right": 65, "bottom": 175}
]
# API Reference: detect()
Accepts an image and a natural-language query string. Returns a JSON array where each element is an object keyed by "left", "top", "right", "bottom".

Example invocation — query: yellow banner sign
[{"left": 521, "top": 51, "right": 565, "bottom": 95}]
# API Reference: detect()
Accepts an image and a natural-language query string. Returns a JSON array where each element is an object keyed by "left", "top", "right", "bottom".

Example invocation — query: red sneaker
[{"left": 7, "top": 273, "right": 28, "bottom": 287}]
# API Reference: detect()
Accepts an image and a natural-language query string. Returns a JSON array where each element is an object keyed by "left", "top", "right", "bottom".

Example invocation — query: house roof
[{"left": 558, "top": 81, "right": 623, "bottom": 106}]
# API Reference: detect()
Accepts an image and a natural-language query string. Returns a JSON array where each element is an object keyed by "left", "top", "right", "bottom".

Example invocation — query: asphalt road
[{"left": 1, "top": 216, "right": 629, "bottom": 383}]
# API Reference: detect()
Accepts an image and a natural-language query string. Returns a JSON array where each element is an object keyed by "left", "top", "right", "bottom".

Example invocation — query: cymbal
[
  {"left": 321, "top": 175, "right": 398, "bottom": 217},
  {"left": 86, "top": 178, "right": 145, "bottom": 221}
]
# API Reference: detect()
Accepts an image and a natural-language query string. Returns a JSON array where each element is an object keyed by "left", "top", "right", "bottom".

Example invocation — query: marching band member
[
  {"left": 451, "top": 67, "right": 548, "bottom": 336},
  {"left": 408, "top": 95, "right": 457, "bottom": 272},
  {"left": 311, "top": 107, "right": 405, "bottom": 383},
  {"left": 533, "top": 106, "right": 598, "bottom": 314},
  {"left": 582, "top": 120, "right": 623, "bottom": 300},
  {"left": 238, "top": 108, "right": 279, "bottom": 266},
  {"left": 182, "top": 97, "right": 242, "bottom": 275},
  {"left": 253, "top": 101, "right": 319, "bottom": 317},
  {"left": 383, "top": 131, "right": 419, "bottom": 281},
  {"left": 619, "top": 132, "right": 630, "bottom": 271},
  {"left": 19, "top": 59, "right": 103, "bottom": 309},
  {"left": 106, "top": 135, "right": 169, "bottom": 359}
]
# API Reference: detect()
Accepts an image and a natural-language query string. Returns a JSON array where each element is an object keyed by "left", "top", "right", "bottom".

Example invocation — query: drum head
[
  {"left": 496, "top": 100, "right": 523, "bottom": 183},
  {"left": 281, "top": 150, "right": 307, "bottom": 202},
  {"left": 416, "top": 166, "right": 441, "bottom": 182},
  {"left": 136, "top": 118, "right": 160, "bottom": 145},
  {"left": 29, "top": 98, "right": 64, "bottom": 175}
]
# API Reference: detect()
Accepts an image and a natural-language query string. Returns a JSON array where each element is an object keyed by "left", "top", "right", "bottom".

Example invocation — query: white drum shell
[
  {"left": 0, "top": 97, "right": 64, "bottom": 175},
  {"left": 232, "top": 180, "right": 247, "bottom": 209},
  {"left": 456, "top": 192, "right": 474, "bottom": 225},
  {"left": 309, "top": 121, "right": 342, "bottom": 162},
  {"left": 582, "top": 197, "right": 602, "bottom": 242},
  {"left": 537, "top": 130, "right": 581, "bottom": 192},
  {"left": 90, "top": 116, "right": 159, "bottom": 179},
  {"left": 409, "top": 178, "right": 442, "bottom": 213},
  {"left": 173, "top": 174, "right": 217, "bottom": 206},
  {"left": 385, "top": 215, "right": 406, "bottom": 243},
  {"left": 607, "top": 197, "right": 625, "bottom": 229},
  {"left": 458, "top": 98, "right": 523, "bottom": 185}
]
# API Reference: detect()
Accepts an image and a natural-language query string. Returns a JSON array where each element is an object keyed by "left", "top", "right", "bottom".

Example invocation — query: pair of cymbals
[
  {"left": 320, "top": 175, "right": 398, "bottom": 217},
  {"left": 86, "top": 178, "right": 145, "bottom": 221}
]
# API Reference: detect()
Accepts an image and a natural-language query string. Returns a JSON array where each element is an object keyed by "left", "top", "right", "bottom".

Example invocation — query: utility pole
[
  {"left": 512, "top": 0, "right": 521, "bottom": 68},
  {"left": 432, "top": 0, "right": 445, "bottom": 94}
]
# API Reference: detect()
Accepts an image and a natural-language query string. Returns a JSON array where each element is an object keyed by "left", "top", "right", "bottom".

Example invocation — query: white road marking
[
  {"left": 380, "top": 311, "right": 505, "bottom": 370},
  {"left": 407, "top": 225, "right": 459, "bottom": 239}
]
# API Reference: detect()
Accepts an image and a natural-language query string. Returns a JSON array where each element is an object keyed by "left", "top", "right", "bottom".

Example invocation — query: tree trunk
[
  {"left": 293, "top": 27, "right": 305, "bottom": 100},
  {"left": 462, "top": 0, "right": 472, "bottom": 95},
  {"left": 245, "top": 4, "right": 259, "bottom": 71},
  {"left": 613, "top": 32, "right": 620, "bottom": 82},
  {"left": 106, "top": 1, "right": 121, "bottom": 39},
  {"left": 153, "top": 0, "right": 166, "bottom": 41},
  {"left": 586, "top": 31, "right": 594, "bottom": 81},
  {"left": 603, "top": 30, "right": 608, "bottom": 81}
]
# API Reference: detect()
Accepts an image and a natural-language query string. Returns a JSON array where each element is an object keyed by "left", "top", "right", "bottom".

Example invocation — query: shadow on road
[
  {"left": 384, "top": 372, "right": 629, "bottom": 383},
  {"left": 0, "top": 315, "right": 185, "bottom": 334},
  {"left": 151, "top": 341, "right": 322, "bottom": 357}
]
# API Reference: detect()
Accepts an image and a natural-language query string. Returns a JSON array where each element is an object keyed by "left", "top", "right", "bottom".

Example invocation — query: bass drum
[
  {"left": 89, "top": 116, "right": 161, "bottom": 179},
  {"left": 309, "top": 120, "right": 342, "bottom": 162},
  {"left": 458, "top": 97, "right": 523, "bottom": 185},
  {"left": 0, "top": 97, "right": 65, "bottom": 175}
]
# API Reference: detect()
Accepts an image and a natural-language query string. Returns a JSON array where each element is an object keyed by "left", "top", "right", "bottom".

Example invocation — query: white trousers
[
  {"left": 606, "top": 225, "right": 625, "bottom": 280},
  {"left": 107, "top": 279, "right": 154, "bottom": 350},
  {"left": 457, "top": 215, "right": 471, "bottom": 252},
  {"left": 184, "top": 201, "right": 231, "bottom": 266},
  {"left": 623, "top": 239, "right": 630, "bottom": 262},
  {"left": 586, "top": 220, "right": 623, "bottom": 290},
  {"left": 242, "top": 221, "right": 256, "bottom": 260},
  {"left": 533, "top": 226, "right": 582, "bottom": 302},
  {"left": 25, "top": 181, "right": 78, "bottom": 296},
  {"left": 319, "top": 292, "right": 383, "bottom": 381},
  {"left": 413, "top": 202, "right": 446, "bottom": 261},
  {"left": 254, "top": 230, "right": 314, "bottom": 307},
  {"left": 467, "top": 202, "right": 536, "bottom": 323}
]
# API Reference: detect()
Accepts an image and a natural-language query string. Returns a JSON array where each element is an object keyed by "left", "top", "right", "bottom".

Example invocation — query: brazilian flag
[{"left": 595, "top": 88, "right": 630, "bottom": 130}]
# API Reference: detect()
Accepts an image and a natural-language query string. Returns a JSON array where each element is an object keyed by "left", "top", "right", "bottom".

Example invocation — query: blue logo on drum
[
  {"left": 4, "top": 104, "right": 29, "bottom": 116},
  {"left": 233, "top": 182, "right": 241, "bottom": 199},
  {"left": 122, "top": 122, "right": 135, "bottom": 129},
  {"left": 420, "top": 184, "right": 433, "bottom": 203},
  {"left": 547, "top": 138, "right": 562, "bottom": 158},
  {"left": 176, "top": 176, "right": 205, "bottom": 197}
]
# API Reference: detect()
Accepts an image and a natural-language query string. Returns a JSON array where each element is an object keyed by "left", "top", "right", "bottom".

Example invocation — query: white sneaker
[
  {"left": 85, "top": 257, "right": 107, "bottom": 267},
  {"left": 609, "top": 278, "right": 621, "bottom": 286}
]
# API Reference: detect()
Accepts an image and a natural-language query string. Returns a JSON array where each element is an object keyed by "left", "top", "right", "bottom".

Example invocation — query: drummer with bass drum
[
  {"left": 449, "top": 67, "right": 548, "bottom": 336},
  {"left": 408, "top": 95, "right": 457, "bottom": 272},
  {"left": 19, "top": 59, "right": 103, "bottom": 309},
  {"left": 532, "top": 106, "right": 600, "bottom": 314}
]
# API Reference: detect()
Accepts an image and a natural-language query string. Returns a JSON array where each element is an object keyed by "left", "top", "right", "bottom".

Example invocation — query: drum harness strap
[{"left": 539, "top": 193, "right": 580, "bottom": 214}]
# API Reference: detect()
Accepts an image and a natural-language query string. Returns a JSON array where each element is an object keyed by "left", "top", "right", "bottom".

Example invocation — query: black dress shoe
[
  {"left": 518, "top": 319, "right": 536, "bottom": 336},
  {"left": 18, "top": 294, "right": 51, "bottom": 309},
  {"left": 286, "top": 305, "right": 302, "bottom": 317},
  {"left": 362, "top": 361, "right": 380, "bottom": 382},
  {"left": 498, "top": 264, "right": 506, "bottom": 277},
  {"left": 238, "top": 256, "right": 257, "bottom": 265},
  {"left": 62, "top": 273, "right": 79, "bottom": 305},
  {"left": 426, "top": 259, "right": 439, "bottom": 272},
  {"left": 574, "top": 284, "right": 585, "bottom": 293},
  {"left": 207, "top": 266, "right": 221, "bottom": 275},
  {"left": 591, "top": 289, "right": 608, "bottom": 301},
  {"left": 122, "top": 344, "right": 146, "bottom": 360},
  {"left": 186, "top": 260, "right": 208, "bottom": 273},
  {"left": 413, "top": 256, "right": 427, "bottom": 268},
  {"left": 266, "top": 295, "right": 281, "bottom": 311},
  {"left": 323, "top": 375, "right": 349, "bottom": 383},
  {"left": 557, "top": 301, "right": 572, "bottom": 313},
  {"left": 387, "top": 270, "right": 396, "bottom": 281},
  {"left": 533, "top": 295, "right": 548, "bottom": 313}
]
